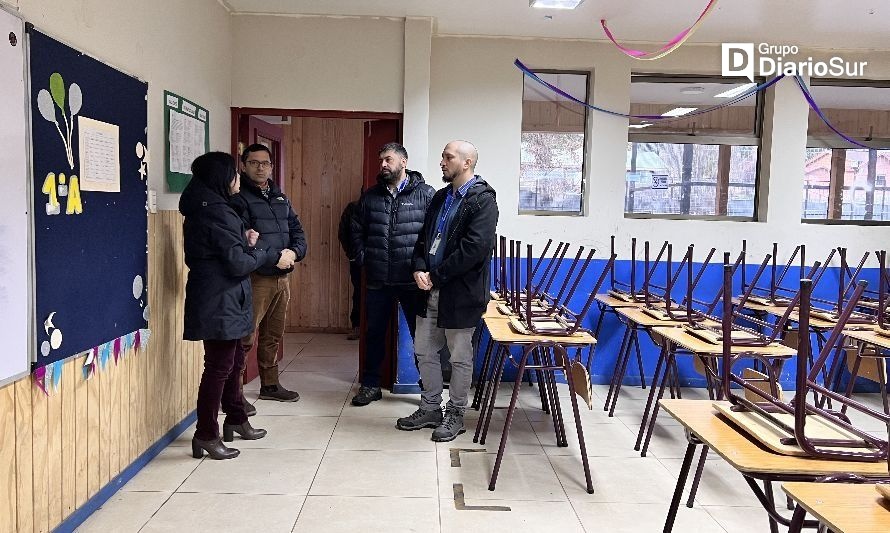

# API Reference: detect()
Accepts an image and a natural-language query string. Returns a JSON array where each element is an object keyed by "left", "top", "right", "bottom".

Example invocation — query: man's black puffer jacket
[
  {"left": 350, "top": 170, "right": 435, "bottom": 286},
  {"left": 230, "top": 179, "right": 307, "bottom": 276}
]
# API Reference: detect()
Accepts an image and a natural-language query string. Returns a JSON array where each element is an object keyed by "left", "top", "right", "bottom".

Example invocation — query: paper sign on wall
[{"left": 78, "top": 116, "right": 121, "bottom": 192}]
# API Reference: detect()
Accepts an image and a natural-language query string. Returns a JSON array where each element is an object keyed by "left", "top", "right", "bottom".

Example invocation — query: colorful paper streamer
[
  {"left": 515, "top": 58, "right": 782, "bottom": 121},
  {"left": 601, "top": 0, "right": 719, "bottom": 60}
]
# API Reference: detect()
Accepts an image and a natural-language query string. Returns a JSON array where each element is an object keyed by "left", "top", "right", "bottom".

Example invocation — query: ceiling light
[
  {"left": 628, "top": 124, "right": 652, "bottom": 129},
  {"left": 530, "top": 0, "right": 584, "bottom": 9},
  {"left": 714, "top": 83, "right": 757, "bottom": 98},
  {"left": 680, "top": 86, "right": 705, "bottom": 95},
  {"left": 661, "top": 107, "right": 697, "bottom": 117}
]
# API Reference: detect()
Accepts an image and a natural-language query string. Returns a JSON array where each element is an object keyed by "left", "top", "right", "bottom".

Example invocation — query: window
[
  {"left": 802, "top": 80, "right": 890, "bottom": 224},
  {"left": 520, "top": 71, "right": 589, "bottom": 214},
  {"left": 625, "top": 75, "right": 764, "bottom": 219}
]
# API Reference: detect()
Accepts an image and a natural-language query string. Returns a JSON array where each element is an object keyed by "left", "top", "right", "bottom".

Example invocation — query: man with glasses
[{"left": 232, "top": 143, "right": 307, "bottom": 403}]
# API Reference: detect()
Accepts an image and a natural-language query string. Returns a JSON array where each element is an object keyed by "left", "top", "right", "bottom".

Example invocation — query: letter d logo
[{"left": 722, "top": 43, "right": 754, "bottom": 82}]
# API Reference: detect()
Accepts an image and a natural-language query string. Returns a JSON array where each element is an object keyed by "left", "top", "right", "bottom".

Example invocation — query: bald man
[{"left": 396, "top": 141, "right": 499, "bottom": 442}]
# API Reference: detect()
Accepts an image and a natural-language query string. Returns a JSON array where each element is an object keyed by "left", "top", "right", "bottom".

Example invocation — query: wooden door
[{"left": 283, "top": 117, "right": 365, "bottom": 331}]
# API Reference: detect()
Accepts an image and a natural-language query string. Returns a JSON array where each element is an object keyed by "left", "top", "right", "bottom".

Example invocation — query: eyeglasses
[{"left": 246, "top": 160, "right": 273, "bottom": 169}]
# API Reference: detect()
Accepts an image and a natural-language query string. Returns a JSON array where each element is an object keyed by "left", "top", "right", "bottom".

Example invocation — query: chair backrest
[{"left": 721, "top": 275, "right": 890, "bottom": 468}]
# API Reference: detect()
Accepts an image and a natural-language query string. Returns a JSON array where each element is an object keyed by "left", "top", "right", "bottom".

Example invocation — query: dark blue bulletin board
[{"left": 29, "top": 28, "right": 148, "bottom": 367}]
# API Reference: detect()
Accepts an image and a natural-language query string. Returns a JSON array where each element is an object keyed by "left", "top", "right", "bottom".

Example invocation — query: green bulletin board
[{"left": 164, "top": 90, "right": 209, "bottom": 192}]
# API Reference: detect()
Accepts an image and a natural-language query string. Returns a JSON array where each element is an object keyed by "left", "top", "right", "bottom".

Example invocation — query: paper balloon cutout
[
  {"left": 50, "top": 329, "right": 63, "bottom": 349},
  {"left": 133, "top": 275, "right": 144, "bottom": 299}
]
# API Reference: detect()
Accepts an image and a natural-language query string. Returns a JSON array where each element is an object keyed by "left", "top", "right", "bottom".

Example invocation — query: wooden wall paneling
[
  {"left": 30, "top": 380, "right": 48, "bottom": 533},
  {"left": 46, "top": 370, "right": 63, "bottom": 528},
  {"left": 109, "top": 354, "right": 121, "bottom": 479},
  {"left": 61, "top": 359, "right": 76, "bottom": 520},
  {"left": 14, "top": 379, "right": 32, "bottom": 533},
  {"left": 290, "top": 118, "right": 308, "bottom": 330},
  {"left": 0, "top": 381, "right": 17, "bottom": 532},
  {"left": 74, "top": 356, "right": 88, "bottom": 508},
  {"left": 87, "top": 356, "right": 100, "bottom": 497},
  {"left": 99, "top": 355, "right": 111, "bottom": 488}
]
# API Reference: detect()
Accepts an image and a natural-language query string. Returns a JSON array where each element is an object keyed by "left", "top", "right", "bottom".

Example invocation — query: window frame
[
  {"left": 625, "top": 73, "right": 766, "bottom": 222},
  {"left": 518, "top": 68, "right": 591, "bottom": 216},
  {"left": 802, "top": 78, "right": 890, "bottom": 226}
]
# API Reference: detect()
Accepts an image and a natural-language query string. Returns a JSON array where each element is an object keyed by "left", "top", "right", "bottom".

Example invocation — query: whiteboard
[{"left": 0, "top": 8, "right": 32, "bottom": 386}]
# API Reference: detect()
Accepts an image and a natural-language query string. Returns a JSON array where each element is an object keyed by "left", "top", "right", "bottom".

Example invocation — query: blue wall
[{"left": 393, "top": 258, "right": 884, "bottom": 394}]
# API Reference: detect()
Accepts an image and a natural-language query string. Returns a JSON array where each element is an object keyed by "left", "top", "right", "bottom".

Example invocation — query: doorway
[{"left": 232, "top": 108, "right": 402, "bottom": 387}]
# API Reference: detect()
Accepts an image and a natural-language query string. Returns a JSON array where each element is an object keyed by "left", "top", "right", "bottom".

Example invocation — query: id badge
[{"left": 429, "top": 233, "right": 442, "bottom": 255}]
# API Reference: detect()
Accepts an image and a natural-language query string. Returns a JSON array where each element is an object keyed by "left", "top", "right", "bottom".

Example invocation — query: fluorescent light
[
  {"left": 628, "top": 124, "right": 652, "bottom": 129},
  {"left": 714, "top": 83, "right": 757, "bottom": 98},
  {"left": 661, "top": 107, "right": 697, "bottom": 117},
  {"left": 530, "top": 0, "right": 584, "bottom": 9}
]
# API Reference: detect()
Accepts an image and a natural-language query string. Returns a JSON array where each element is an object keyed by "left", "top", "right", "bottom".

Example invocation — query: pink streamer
[{"left": 601, "top": 0, "right": 718, "bottom": 60}]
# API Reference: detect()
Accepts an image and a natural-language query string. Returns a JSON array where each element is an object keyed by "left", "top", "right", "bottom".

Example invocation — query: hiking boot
[
  {"left": 396, "top": 407, "right": 443, "bottom": 431},
  {"left": 351, "top": 386, "right": 382, "bottom": 406},
  {"left": 245, "top": 402, "right": 257, "bottom": 417},
  {"left": 258, "top": 385, "right": 300, "bottom": 402},
  {"left": 431, "top": 408, "right": 465, "bottom": 442}
]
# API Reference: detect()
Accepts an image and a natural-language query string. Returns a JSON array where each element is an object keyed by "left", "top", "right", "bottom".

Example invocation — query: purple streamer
[
  {"left": 515, "top": 58, "right": 783, "bottom": 122},
  {"left": 794, "top": 75, "right": 870, "bottom": 149}
]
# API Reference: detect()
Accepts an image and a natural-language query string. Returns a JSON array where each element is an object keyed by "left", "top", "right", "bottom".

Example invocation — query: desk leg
[
  {"left": 539, "top": 348, "right": 565, "bottom": 447},
  {"left": 633, "top": 328, "right": 647, "bottom": 389},
  {"left": 608, "top": 327, "right": 638, "bottom": 417},
  {"left": 471, "top": 337, "right": 495, "bottom": 410},
  {"left": 635, "top": 343, "right": 669, "bottom": 452},
  {"left": 787, "top": 505, "right": 808, "bottom": 533},
  {"left": 531, "top": 349, "right": 551, "bottom": 415},
  {"left": 489, "top": 346, "right": 533, "bottom": 491},
  {"left": 686, "top": 445, "right": 709, "bottom": 508},
  {"left": 639, "top": 344, "right": 676, "bottom": 457},
  {"left": 762, "top": 480, "right": 780, "bottom": 533},
  {"left": 840, "top": 341, "right": 866, "bottom": 416},
  {"left": 663, "top": 441, "right": 697, "bottom": 533},
  {"left": 604, "top": 325, "right": 632, "bottom": 413},
  {"left": 593, "top": 302, "right": 608, "bottom": 338},
  {"left": 475, "top": 345, "right": 508, "bottom": 444},
  {"left": 562, "top": 345, "right": 594, "bottom": 494}
]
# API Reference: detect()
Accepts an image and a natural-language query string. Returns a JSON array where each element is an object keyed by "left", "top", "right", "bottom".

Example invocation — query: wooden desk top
[
  {"left": 652, "top": 327, "right": 796, "bottom": 357},
  {"left": 615, "top": 306, "right": 692, "bottom": 328},
  {"left": 782, "top": 482, "right": 890, "bottom": 533},
  {"left": 483, "top": 316, "right": 596, "bottom": 345},
  {"left": 845, "top": 329, "right": 890, "bottom": 351},
  {"left": 659, "top": 399, "right": 890, "bottom": 478},
  {"left": 483, "top": 300, "right": 510, "bottom": 320},
  {"left": 735, "top": 299, "right": 877, "bottom": 331},
  {"left": 595, "top": 293, "right": 643, "bottom": 308}
]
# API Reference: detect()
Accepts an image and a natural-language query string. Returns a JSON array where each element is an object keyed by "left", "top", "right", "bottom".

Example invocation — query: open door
[{"left": 360, "top": 119, "right": 402, "bottom": 389}]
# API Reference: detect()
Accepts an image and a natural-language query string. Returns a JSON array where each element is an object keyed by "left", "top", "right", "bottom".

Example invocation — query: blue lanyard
[{"left": 437, "top": 177, "right": 475, "bottom": 234}]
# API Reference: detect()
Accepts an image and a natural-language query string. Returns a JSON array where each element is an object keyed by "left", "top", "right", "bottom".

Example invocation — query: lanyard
[{"left": 436, "top": 177, "right": 476, "bottom": 234}]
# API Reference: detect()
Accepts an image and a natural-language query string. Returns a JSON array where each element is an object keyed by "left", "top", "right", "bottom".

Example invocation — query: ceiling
[{"left": 223, "top": 0, "right": 890, "bottom": 50}]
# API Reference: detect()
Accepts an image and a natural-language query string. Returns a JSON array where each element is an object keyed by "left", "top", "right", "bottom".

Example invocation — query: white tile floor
[{"left": 76, "top": 332, "right": 887, "bottom": 532}]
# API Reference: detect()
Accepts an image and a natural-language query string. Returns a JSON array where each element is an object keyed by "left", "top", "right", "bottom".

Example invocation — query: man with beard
[
  {"left": 396, "top": 140, "right": 498, "bottom": 442},
  {"left": 349, "top": 142, "right": 435, "bottom": 406}
]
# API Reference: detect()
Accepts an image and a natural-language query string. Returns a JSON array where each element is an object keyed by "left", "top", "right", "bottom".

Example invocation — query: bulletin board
[
  {"left": 164, "top": 90, "right": 209, "bottom": 192},
  {"left": 29, "top": 28, "right": 149, "bottom": 367},
  {"left": 0, "top": 9, "right": 31, "bottom": 386}
]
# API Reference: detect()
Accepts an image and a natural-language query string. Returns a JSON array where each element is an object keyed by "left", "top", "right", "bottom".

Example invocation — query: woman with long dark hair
[{"left": 179, "top": 151, "right": 280, "bottom": 459}]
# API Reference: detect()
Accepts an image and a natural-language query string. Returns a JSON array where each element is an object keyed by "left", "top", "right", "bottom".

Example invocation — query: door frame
[{"left": 231, "top": 107, "right": 403, "bottom": 387}]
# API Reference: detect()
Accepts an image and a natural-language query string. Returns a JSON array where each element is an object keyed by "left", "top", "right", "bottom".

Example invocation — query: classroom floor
[{"left": 76, "top": 332, "right": 888, "bottom": 533}]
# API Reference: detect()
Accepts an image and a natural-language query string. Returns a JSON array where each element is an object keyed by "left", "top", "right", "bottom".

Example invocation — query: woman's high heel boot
[
  {"left": 222, "top": 421, "right": 267, "bottom": 442},
  {"left": 191, "top": 437, "right": 240, "bottom": 459}
]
